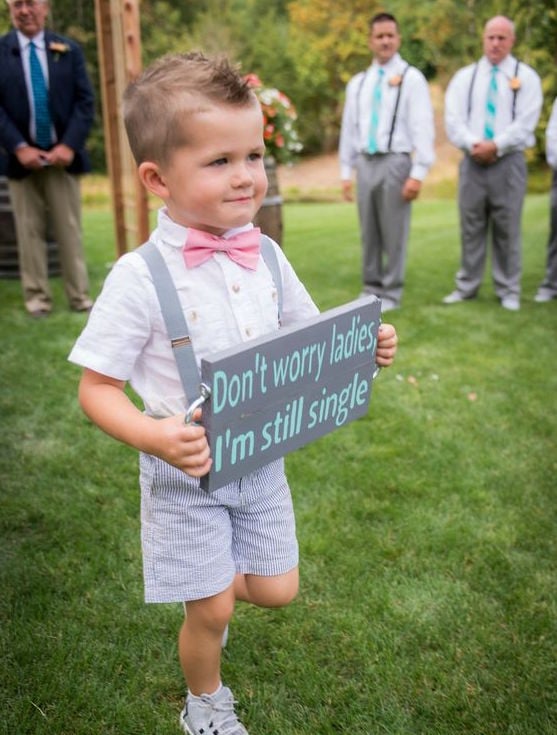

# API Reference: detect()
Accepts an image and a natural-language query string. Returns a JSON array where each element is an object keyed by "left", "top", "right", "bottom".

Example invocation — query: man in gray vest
[
  {"left": 443, "top": 15, "right": 542, "bottom": 311},
  {"left": 339, "top": 12, "right": 435, "bottom": 313}
]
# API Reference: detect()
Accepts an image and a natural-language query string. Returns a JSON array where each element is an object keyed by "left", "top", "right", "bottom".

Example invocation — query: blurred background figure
[
  {"left": 0, "top": 0, "right": 94, "bottom": 317},
  {"left": 443, "top": 15, "right": 542, "bottom": 312},
  {"left": 339, "top": 11, "right": 435, "bottom": 313},
  {"left": 534, "top": 97, "right": 557, "bottom": 303}
]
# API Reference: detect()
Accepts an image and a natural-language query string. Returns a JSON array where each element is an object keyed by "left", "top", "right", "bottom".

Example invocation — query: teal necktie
[
  {"left": 29, "top": 41, "right": 52, "bottom": 150},
  {"left": 484, "top": 65, "right": 498, "bottom": 141},
  {"left": 368, "top": 68, "right": 385, "bottom": 154}
]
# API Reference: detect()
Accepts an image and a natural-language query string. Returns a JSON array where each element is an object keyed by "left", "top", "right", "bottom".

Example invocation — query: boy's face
[{"left": 157, "top": 102, "right": 268, "bottom": 235}]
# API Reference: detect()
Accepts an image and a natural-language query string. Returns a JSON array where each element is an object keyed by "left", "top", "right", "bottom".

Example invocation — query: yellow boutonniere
[
  {"left": 49, "top": 41, "right": 69, "bottom": 54},
  {"left": 389, "top": 75, "right": 402, "bottom": 87},
  {"left": 509, "top": 77, "right": 521, "bottom": 91}
]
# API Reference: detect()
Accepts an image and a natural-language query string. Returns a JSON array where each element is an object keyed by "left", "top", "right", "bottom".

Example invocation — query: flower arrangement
[{"left": 245, "top": 74, "right": 303, "bottom": 164}]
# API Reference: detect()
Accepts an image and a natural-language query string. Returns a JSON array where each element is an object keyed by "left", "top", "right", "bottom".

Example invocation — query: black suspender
[
  {"left": 466, "top": 64, "right": 479, "bottom": 122},
  {"left": 467, "top": 59, "right": 521, "bottom": 123},
  {"left": 356, "top": 64, "right": 412, "bottom": 152},
  {"left": 388, "top": 64, "right": 410, "bottom": 150},
  {"left": 511, "top": 59, "right": 520, "bottom": 120}
]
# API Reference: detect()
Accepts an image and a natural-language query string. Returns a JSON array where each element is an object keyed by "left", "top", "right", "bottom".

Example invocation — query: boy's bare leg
[
  {"left": 179, "top": 568, "right": 299, "bottom": 695},
  {"left": 234, "top": 567, "right": 299, "bottom": 607},
  {"left": 180, "top": 586, "right": 235, "bottom": 695}
]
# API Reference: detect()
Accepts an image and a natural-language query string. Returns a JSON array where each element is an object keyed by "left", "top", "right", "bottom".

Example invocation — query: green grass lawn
[{"left": 1, "top": 195, "right": 556, "bottom": 734}]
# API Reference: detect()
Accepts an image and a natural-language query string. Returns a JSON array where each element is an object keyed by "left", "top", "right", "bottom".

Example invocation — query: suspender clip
[
  {"left": 171, "top": 336, "right": 192, "bottom": 349},
  {"left": 185, "top": 382, "right": 212, "bottom": 424}
]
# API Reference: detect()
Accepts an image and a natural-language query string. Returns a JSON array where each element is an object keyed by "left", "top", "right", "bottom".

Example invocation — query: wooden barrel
[
  {"left": 254, "top": 157, "right": 283, "bottom": 247},
  {"left": 0, "top": 175, "right": 60, "bottom": 279}
]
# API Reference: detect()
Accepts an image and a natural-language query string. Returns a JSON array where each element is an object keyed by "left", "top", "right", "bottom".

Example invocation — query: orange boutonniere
[
  {"left": 389, "top": 75, "right": 402, "bottom": 87},
  {"left": 48, "top": 41, "right": 69, "bottom": 59},
  {"left": 509, "top": 77, "right": 521, "bottom": 91}
]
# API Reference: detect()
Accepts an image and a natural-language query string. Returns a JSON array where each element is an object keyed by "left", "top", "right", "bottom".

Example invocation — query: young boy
[{"left": 68, "top": 52, "right": 398, "bottom": 735}]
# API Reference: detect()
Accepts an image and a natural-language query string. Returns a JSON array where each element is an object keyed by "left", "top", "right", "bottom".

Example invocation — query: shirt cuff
[
  {"left": 409, "top": 163, "right": 429, "bottom": 181},
  {"left": 340, "top": 165, "right": 353, "bottom": 180}
]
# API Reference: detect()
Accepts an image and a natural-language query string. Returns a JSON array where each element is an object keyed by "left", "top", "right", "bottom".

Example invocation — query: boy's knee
[
  {"left": 185, "top": 588, "right": 235, "bottom": 632},
  {"left": 246, "top": 568, "right": 299, "bottom": 608}
]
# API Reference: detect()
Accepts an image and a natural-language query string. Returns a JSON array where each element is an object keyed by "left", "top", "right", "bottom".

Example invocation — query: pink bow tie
[{"left": 183, "top": 227, "right": 261, "bottom": 270}]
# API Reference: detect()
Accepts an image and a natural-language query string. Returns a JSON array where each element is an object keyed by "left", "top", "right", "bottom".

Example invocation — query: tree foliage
[{"left": 0, "top": 0, "right": 555, "bottom": 168}]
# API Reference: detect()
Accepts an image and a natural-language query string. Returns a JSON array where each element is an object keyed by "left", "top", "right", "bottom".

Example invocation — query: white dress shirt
[
  {"left": 68, "top": 209, "right": 318, "bottom": 418},
  {"left": 444, "top": 54, "right": 543, "bottom": 156},
  {"left": 339, "top": 53, "right": 435, "bottom": 181},
  {"left": 546, "top": 98, "right": 557, "bottom": 170}
]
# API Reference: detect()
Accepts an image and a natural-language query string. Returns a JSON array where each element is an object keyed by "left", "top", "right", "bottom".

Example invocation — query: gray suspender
[
  {"left": 136, "top": 234, "right": 283, "bottom": 407},
  {"left": 137, "top": 240, "right": 200, "bottom": 402},
  {"left": 260, "top": 234, "right": 283, "bottom": 321}
]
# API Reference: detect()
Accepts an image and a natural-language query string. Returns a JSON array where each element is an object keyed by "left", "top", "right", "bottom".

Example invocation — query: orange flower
[
  {"left": 49, "top": 41, "right": 69, "bottom": 54},
  {"left": 389, "top": 75, "right": 402, "bottom": 87},
  {"left": 509, "top": 77, "right": 521, "bottom": 91}
]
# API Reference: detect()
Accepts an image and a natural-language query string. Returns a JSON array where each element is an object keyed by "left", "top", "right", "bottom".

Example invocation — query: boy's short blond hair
[{"left": 123, "top": 51, "right": 258, "bottom": 166}]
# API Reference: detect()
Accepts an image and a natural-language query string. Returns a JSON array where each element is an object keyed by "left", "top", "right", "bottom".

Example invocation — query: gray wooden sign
[{"left": 198, "top": 296, "right": 381, "bottom": 492}]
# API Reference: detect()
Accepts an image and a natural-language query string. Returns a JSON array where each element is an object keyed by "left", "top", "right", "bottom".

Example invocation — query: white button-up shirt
[
  {"left": 339, "top": 53, "right": 435, "bottom": 181},
  {"left": 546, "top": 98, "right": 557, "bottom": 170},
  {"left": 69, "top": 209, "right": 318, "bottom": 417},
  {"left": 444, "top": 54, "right": 543, "bottom": 156}
]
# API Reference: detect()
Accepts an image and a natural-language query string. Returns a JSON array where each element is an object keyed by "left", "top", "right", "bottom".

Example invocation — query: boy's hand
[
  {"left": 153, "top": 410, "right": 212, "bottom": 477},
  {"left": 376, "top": 323, "right": 398, "bottom": 367},
  {"left": 78, "top": 370, "right": 212, "bottom": 477}
]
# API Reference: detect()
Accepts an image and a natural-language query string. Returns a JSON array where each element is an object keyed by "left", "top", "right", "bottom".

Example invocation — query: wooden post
[
  {"left": 94, "top": 0, "right": 149, "bottom": 256},
  {"left": 122, "top": 0, "right": 149, "bottom": 243}
]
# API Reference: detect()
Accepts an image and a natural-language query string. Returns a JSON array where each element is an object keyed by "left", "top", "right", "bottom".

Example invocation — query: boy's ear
[{"left": 138, "top": 161, "right": 169, "bottom": 199}]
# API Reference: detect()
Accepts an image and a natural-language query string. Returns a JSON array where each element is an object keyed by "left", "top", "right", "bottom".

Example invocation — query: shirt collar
[
  {"left": 156, "top": 207, "right": 255, "bottom": 249},
  {"left": 480, "top": 54, "right": 516, "bottom": 77},
  {"left": 371, "top": 52, "right": 402, "bottom": 75},
  {"left": 16, "top": 29, "right": 45, "bottom": 50}
]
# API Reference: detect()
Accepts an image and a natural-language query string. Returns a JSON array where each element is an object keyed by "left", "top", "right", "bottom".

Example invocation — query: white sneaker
[
  {"left": 534, "top": 289, "right": 556, "bottom": 303},
  {"left": 180, "top": 686, "right": 248, "bottom": 735},
  {"left": 501, "top": 296, "right": 520, "bottom": 311},
  {"left": 442, "top": 290, "right": 469, "bottom": 305}
]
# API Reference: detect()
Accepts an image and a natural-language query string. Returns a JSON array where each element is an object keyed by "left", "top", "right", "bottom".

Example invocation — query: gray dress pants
[
  {"left": 455, "top": 151, "right": 526, "bottom": 299},
  {"left": 8, "top": 166, "right": 91, "bottom": 314},
  {"left": 537, "top": 170, "right": 557, "bottom": 297},
  {"left": 355, "top": 152, "right": 412, "bottom": 305}
]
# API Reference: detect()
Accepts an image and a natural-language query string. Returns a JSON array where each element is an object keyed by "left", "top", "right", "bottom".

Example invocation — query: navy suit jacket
[{"left": 0, "top": 28, "right": 94, "bottom": 179}]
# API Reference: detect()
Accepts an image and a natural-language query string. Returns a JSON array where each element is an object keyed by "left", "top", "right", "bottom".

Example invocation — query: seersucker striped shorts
[{"left": 139, "top": 454, "right": 298, "bottom": 603}]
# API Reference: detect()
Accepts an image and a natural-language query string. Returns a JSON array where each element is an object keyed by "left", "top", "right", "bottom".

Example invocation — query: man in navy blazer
[{"left": 0, "top": 0, "right": 94, "bottom": 317}]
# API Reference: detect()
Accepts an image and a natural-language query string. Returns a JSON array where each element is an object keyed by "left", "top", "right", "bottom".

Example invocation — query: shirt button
[{"left": 232, "top": 284, "right": 240, "bottom": 293}]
